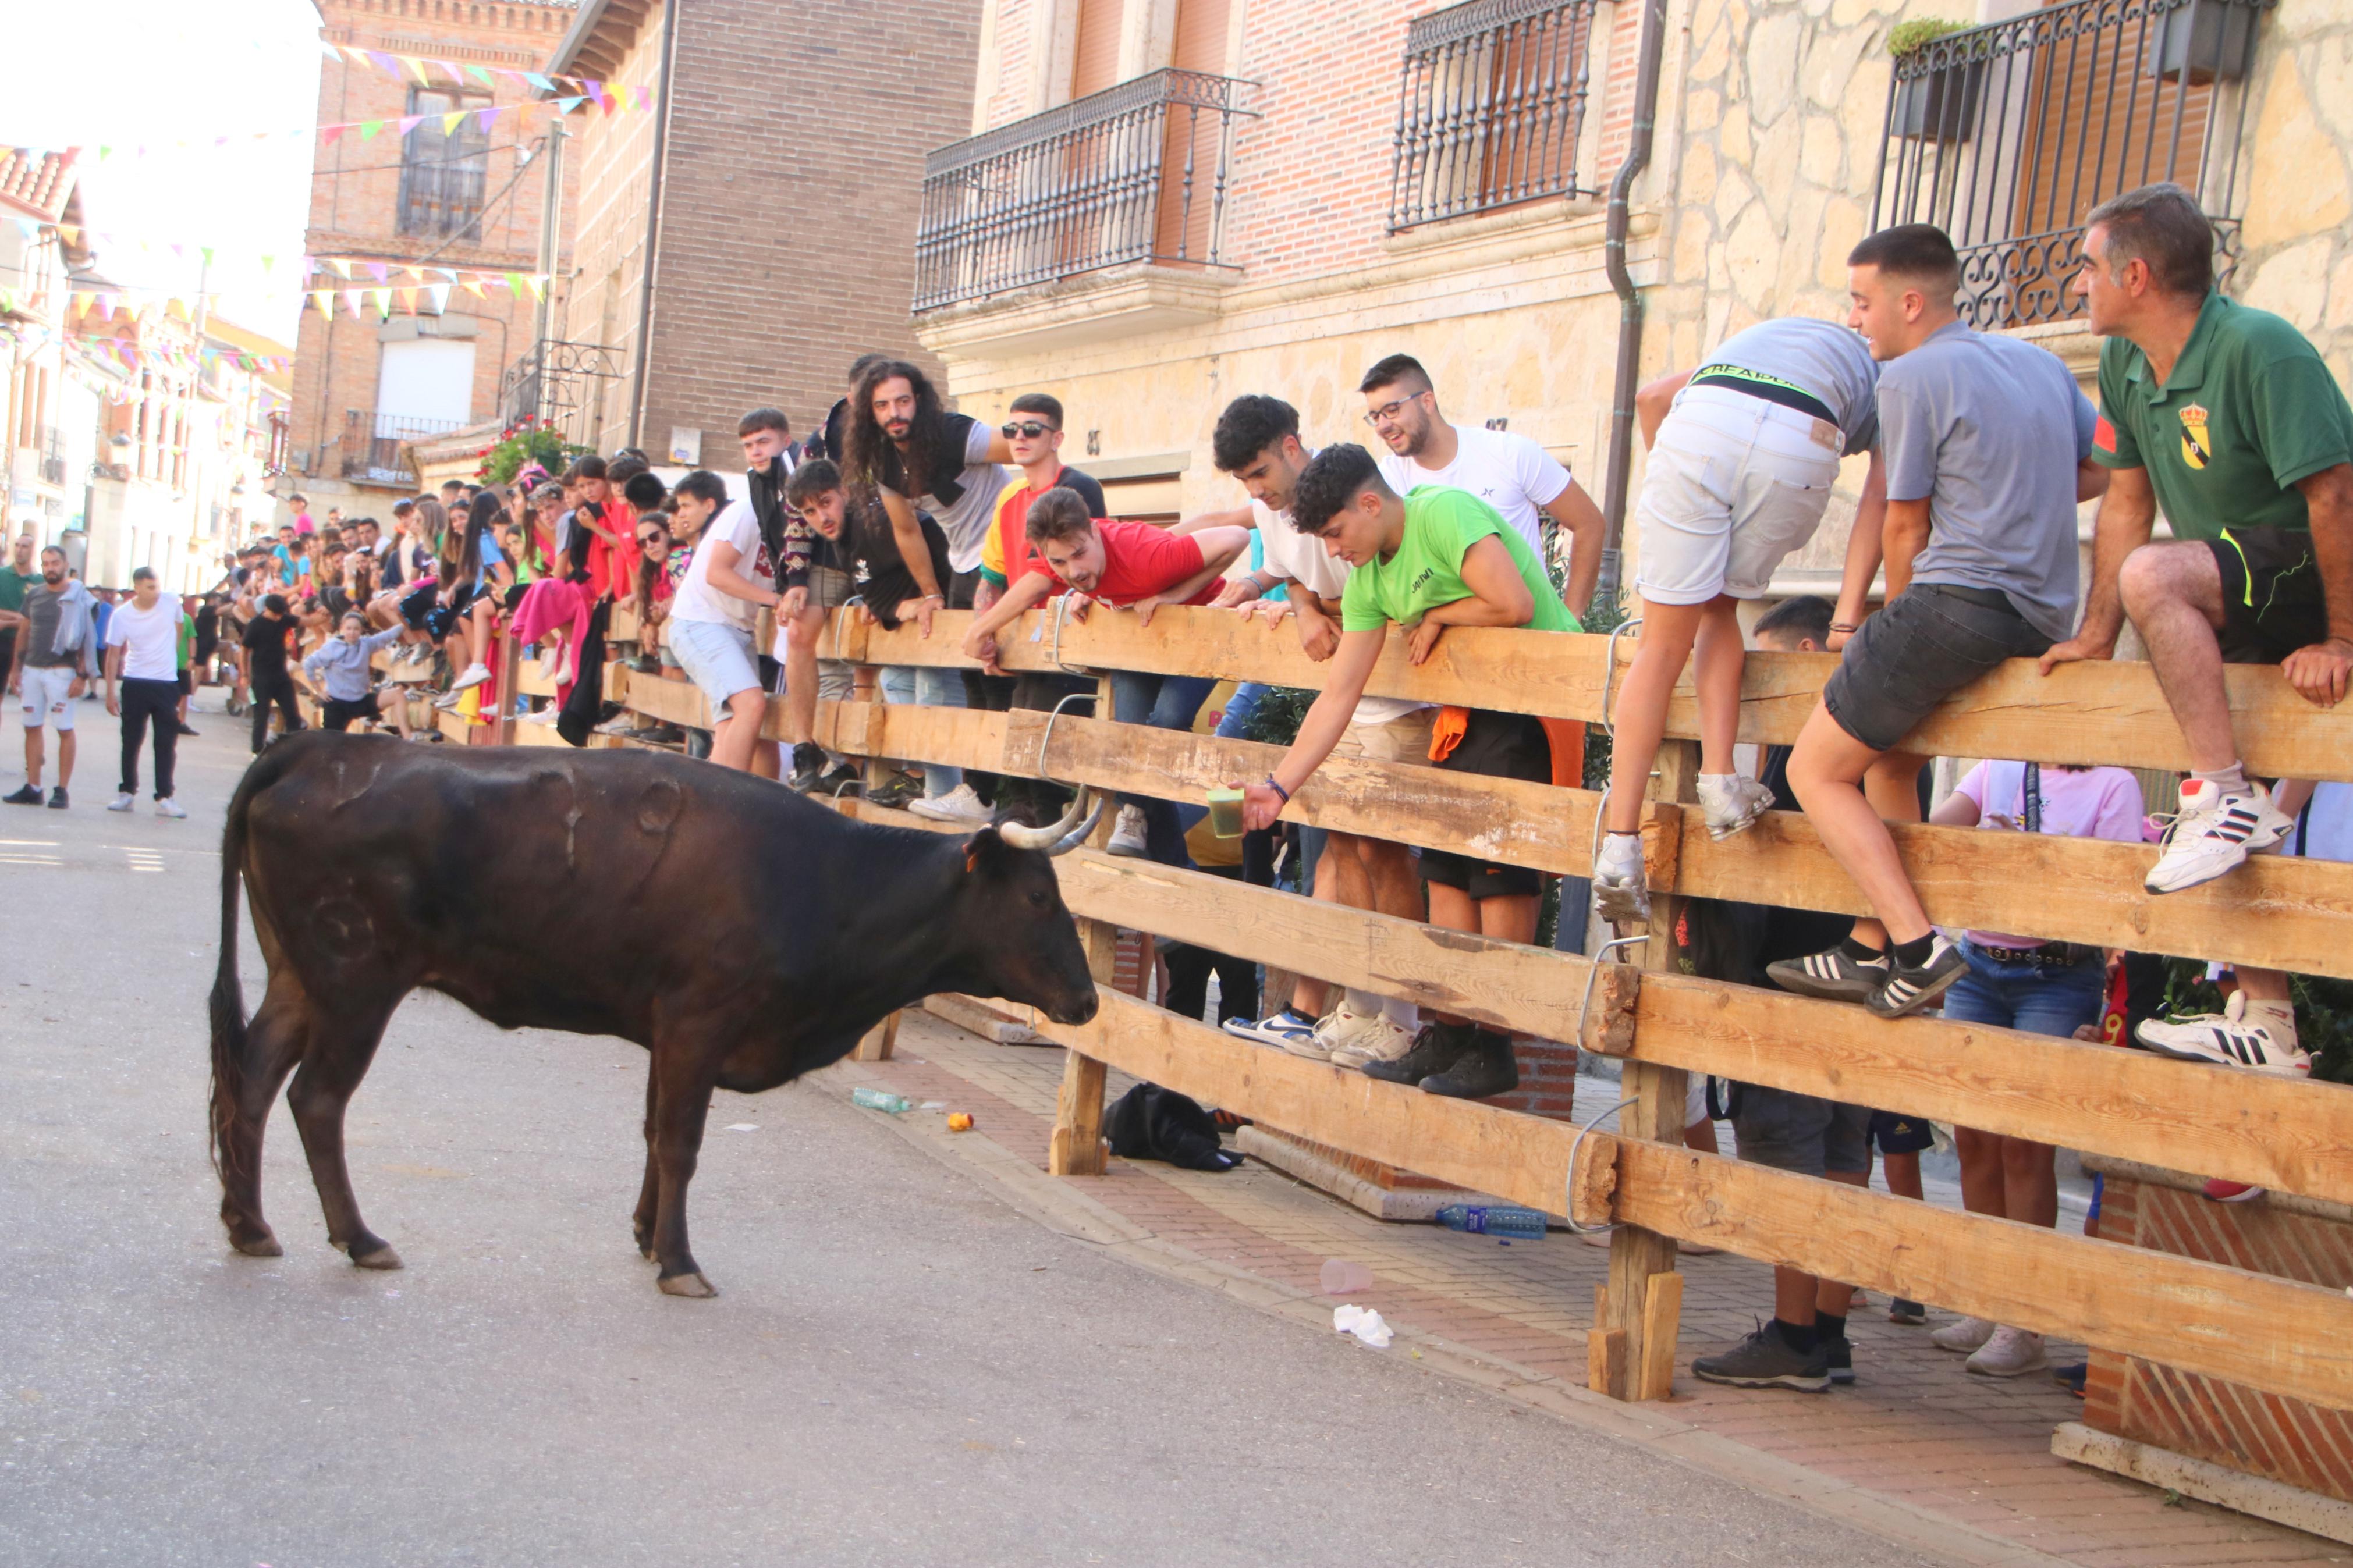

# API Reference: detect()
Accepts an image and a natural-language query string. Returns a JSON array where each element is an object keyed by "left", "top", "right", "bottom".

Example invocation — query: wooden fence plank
[
  {"left": 837, "top": 607, "right": 2353, "bottom": 780},
  {"left": 1607, "top": 1137, "right": 2353, "bottom": 1413},
  {"left": 805, "top": 700, "right": 2353, "bottom": 981}
]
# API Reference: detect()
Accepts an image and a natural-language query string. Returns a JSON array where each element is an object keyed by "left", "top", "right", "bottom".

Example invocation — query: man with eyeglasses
[{"left": 1360, "top": 353, "right": 1607, "bottom": 617}]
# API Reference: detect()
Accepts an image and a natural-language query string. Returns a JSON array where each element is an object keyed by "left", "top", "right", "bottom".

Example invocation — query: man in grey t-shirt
[
  {"left": 6, "top": 546, "right": 98, "bottom": 810},
  {"left": 1768, "top": 224, "right": 2106, "bottom": 1021}
]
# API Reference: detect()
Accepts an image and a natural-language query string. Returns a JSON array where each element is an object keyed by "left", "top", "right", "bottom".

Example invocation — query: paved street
[{"left": 0, "top": 701, "right": 1962, "bottom": 1568}]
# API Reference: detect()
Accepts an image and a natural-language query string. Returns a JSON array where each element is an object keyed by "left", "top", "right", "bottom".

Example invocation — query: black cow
[{"left": 209, "top": 731, "right": 1101, "bottom": 1297}]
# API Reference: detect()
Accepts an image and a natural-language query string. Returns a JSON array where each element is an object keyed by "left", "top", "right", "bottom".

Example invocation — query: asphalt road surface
[{"left": 0, "top": 702, "right": 1947, "bottom": 1567}]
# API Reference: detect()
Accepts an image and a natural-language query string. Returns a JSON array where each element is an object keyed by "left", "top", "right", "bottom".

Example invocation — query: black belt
[
  {"left": 1690, "top": 365, "right": 1839, "bottom": 428},
  {"left": 1970, "top": 939, "right": 2100, "bottom": 968},
  {"left": 1919, "top": 581, "right": 2024, "bottom": 618}
]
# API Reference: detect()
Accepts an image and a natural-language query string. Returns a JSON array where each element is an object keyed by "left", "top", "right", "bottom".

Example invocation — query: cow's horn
[
  {"left": 996, "top": 785, "right": 1091, "bottom": 852},
  {"left": 1046, "top": 790, "right": 1106, "bottom": 856}
]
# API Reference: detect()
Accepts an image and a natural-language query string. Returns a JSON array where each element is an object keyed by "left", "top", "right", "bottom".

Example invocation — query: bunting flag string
[
  {"left": 17, "top": 328, "right": 297, "bottom": 378},
  {"left": 14, "top": 215, "right": 557, "bottom": 300}
]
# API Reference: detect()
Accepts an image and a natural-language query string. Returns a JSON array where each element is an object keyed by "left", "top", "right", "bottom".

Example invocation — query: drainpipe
[
  {"left": 1594, "top": 0, "right": 1669, "bottom": 615},
  {"left": 625, "top": 0, "right": 681, "bottom": 453}
]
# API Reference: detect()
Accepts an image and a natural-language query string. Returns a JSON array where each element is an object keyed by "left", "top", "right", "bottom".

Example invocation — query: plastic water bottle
[
  {"left": 1436, "top": 1204, "right": 1548, "bottom": 1240},
  {"left": 850, "top": 1087, "right": 913, "bottom": 1114}
]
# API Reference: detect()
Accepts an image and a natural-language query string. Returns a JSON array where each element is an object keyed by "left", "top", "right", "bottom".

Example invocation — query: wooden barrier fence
[{"left": 573, "top": 606, "right": 2353, "bottom": 1417}]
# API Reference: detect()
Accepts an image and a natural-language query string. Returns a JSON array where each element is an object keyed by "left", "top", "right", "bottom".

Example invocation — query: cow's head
[{"left": 956, "top": 788, "right": 1103, "bottom": 1026}]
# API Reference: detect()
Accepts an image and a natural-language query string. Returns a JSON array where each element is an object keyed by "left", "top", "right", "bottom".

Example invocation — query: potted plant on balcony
[
  {"left": 2146, "top": 0, "right": 2257, "bottom": 84},
  {"left": 1887, "top": 18, "right": 1983, "bottom": 143}
]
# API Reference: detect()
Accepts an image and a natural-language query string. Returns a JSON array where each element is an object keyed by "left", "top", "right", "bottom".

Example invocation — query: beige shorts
[
  {"left": 807, "top": 564, "right": 855, "bottom": 610},
  {"left": 1329, "top": 706, "right": 1436, "bottom": 764}
]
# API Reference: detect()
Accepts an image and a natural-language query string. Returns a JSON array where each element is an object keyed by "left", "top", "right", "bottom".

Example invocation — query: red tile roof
[{"left": 0, "top": 147, "right": 80, "bottom": 223}]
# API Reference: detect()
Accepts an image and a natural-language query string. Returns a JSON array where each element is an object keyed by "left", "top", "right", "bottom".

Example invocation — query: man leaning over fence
[
  {"left": 1239, "top": 446, "right": 1580, "bottom": 1100},
  {"left": 1205, "top": 395, "right": 1433, "bottom": 1070},
  {"left": 1769, "top": 222, "right": 2107, "bottom": 1019},
  {"left": 2038, "top": 181, "right": 2353, "bottom": 1077}
]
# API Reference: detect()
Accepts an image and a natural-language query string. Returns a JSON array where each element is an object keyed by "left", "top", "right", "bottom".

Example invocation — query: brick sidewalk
[{"left": 834, "top": 1011, "right": 2342, "bottom": 1568}]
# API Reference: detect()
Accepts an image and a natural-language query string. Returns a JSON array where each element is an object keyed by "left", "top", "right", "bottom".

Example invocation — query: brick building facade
[
  {"left": 287, "top": 0, "right": 579, "bottom": 503},
  {"left": 546, "top": 0, "right": 981, "bottom": 464}
]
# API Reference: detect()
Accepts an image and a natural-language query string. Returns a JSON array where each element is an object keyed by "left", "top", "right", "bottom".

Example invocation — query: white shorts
[
  {"left": 19, "top": 665, "right": 79, "bottom": 731},
  {"left": 667, "top": 617, "right": 761, "bottom": 717},
  {"left": 1634, "top": 384, "right": 1844, "bottom": 605}
]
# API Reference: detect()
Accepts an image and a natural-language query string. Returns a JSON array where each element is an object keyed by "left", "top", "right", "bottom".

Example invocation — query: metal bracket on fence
[
  {"left": 1032, "top": 688, "right": 1098, "bottom": 787},
  {"left": 1048, "top": 594, "right": 1101, "bottom": 676},
  {"left": 1575, "top": 935, "right": 1647, "bottom": 1055},
  {"left": 1565, "top": 1095, "right": 1639, "bottom": 1235},
  {"left": 1598, "top": 614, "right": 1642, "bottom": 741}
]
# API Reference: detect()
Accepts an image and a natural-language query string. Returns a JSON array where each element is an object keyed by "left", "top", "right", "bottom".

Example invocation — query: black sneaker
[
  {"left": 1692, "top": 1321, "right": 1831, "bottom": 1392},
  {"left": 1418, "top": 1029, "right": 1520, "bottom": 1099},
  {"left": 786, "top": 742, "right": 827, "bottom": 792},
  {"left": 865, "top": 773, "right": 923, "bottom": 811},
  {"left": 1360, "top": 1022, "right": 1474, "bottom": 1085},
  {"left": 1888, "top": 1298, "right": 1927, "bottom": 1325},
  {"left": 3, "top": 784, "right": 41, "bottom": 806},
  {"left": 47, "top": 785, "right": 68, "bottom": 810},
  {"left": 173, "top": 721, "right": 201, "bottom": 737},
  {"left": 1767, "top": 942, "right": 1889, "bottom": 1002},
  {"left": 814, "top": 763, "right": 864, "bottom": 797},
  {"left": 1866, "top": 936, "right": 1967, "bottom": 1019},
  {"left": 1825, "top": 1337, "right": 1855, "bottom": 1385}
]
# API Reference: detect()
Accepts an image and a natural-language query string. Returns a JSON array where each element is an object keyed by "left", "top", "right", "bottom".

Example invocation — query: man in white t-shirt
[
  {"left": 102, "top": 566, "right": 189, "bottom": 818},
  {"left": 664, "top": 470, "right": 781, "bottom": 773},
  {"left": 1361, "top": 352, "right": 1606, "bottom": 617},
  {"left": 1194, "top": 395, "right": 1429, "bottom": 1071}
]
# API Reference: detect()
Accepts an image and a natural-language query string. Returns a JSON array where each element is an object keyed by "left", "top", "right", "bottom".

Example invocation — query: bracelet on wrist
[{"left": 1264, "top": 776, "right": 1291, "bottom": 805}]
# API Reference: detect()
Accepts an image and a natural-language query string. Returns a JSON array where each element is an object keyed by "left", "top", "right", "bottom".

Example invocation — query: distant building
[
  {"left": 1, "top": 147, "right": 92, "bottom": 543},
  {"left": 541, "top": 0, "right": 982, "bottom": 460},
  {"left": 286, "top": 0, "right": 579, "bottom": 506}
]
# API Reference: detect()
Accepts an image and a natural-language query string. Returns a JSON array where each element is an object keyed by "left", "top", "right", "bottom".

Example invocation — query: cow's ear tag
[{"left": 964, "top": 848, "right": 981, "bottom": 873}]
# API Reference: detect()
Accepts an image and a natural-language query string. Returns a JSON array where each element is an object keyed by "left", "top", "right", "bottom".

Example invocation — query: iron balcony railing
[
  {"left": 338, "top": 409, "right": 465, "bottom": 484},
  {"left": 1870, "top": 0, "right": 2270, "bottom": 329},
  {"left": 1389, "top": 0, "right": 1600, "bottom": 231},
  {"left": 914, "top": 69, "right": 1254, "bottom": 313},
  {"left": 499, "top": 339, "right": 624, "bottom": 438}
]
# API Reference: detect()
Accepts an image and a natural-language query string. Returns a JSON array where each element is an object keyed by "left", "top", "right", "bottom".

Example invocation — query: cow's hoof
[
  {"left": 229, "top": 1232, "right": 283, "bottom": 1258},
  {"left": 658, "top": 1271, "right": 717, "bottom": 1299},
  {"left": 351, "top": 1243, "right": 404, "bottom": 1271}
]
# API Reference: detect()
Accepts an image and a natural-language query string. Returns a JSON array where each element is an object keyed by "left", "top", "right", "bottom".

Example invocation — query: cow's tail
[{"left": 210, "top": 745, "right": 288, "bottom": 1184}]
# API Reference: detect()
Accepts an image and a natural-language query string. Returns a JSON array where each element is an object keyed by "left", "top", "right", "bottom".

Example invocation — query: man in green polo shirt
[
  {"left": 1237, "top": 443, "right": 1578, "bottom": 1099},
  {"left": 0, "top": 530, "right": 33, "bottom": 696},
  {"left": 2041, "top": 182, "right": 2353, "bottom": 1078}
]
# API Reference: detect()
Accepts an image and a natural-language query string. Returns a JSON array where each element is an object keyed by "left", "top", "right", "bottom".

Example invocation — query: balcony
[
  {"left": 338, "top": 410, "right": 465, "bottom": 485},
  {"left": 1869, "top": 0, "right": 2269, "bottom": 329},
  {"left": 913, "top": 69, "right": 1254, "bottom": 315},
  {"left": 1387, "top": 0, "right": 1601, "bottom": 232}
]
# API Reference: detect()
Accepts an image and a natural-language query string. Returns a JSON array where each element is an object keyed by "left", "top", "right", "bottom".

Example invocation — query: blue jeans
[
  {"left": 1940, "top": 941, "right": 2107, "bottom": 1039},
  {"left": 1109, "top": 669, "right": 1216, "bottom": 866},
  {"left": 879, "top": 663, "right": 967, "bottom": 797}
]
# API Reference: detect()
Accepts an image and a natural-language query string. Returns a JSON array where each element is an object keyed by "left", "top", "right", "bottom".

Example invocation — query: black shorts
[
  {"left": 2210, "top": 527, "right": 2328, "bottom": 664},
  {"left": 1730, "top": 1084, "right": 1872, "bottom": 1178},
  {"left": 1822, "top": 582, "right": 2052, "bottom": 753},
  {"left": 1418, "top": 709, "right": 1550, "bottom": 900},
  {"left": 176, "top": 667, "right": 192, "bottom": 697},
  {"left": 1868, "top": 1110, "right": 1936, "bottom": 1155},
  {"left": 321, "top": 695, "right": 378, "bottom": 731},
  {"left": 399, "top": 582, "right": 438, "bottom": 631}
]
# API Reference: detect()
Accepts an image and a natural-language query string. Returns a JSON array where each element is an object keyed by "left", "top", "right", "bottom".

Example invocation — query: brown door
[
  {"left": 1071, "top": 0, "right": 1124, "bottom": 100},
  {"left": 1151, "top": 0, "right": 1234, "bottom": 263}
]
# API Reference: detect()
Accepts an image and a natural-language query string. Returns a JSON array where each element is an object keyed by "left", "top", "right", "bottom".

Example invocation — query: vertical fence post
[
  {"left": 1049, "top": 674, "right": 1120, "bottom": 1176},
  {"left": 1596, "top": 737, "right": 1694, "bottom": 1400}
]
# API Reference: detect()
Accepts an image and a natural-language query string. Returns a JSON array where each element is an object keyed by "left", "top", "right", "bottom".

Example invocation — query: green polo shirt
[
  {"left": 2092, "top": 291, "right": 2353, "bottom": 539},
  {"left": 0, "top": 564, "right": 27, "bottom": 616}
]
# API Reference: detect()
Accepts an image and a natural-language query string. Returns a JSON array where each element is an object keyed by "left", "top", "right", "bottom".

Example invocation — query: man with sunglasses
[{"left": 1361, "top": 353, "right": 1607, "bottom": 617}]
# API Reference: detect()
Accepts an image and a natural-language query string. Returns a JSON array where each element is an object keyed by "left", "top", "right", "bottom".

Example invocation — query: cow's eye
[{"left": 1028, "top": 890, "right": 1049, "bottom": 908}]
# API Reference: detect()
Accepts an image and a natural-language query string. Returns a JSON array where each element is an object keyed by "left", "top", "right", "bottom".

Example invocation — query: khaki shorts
[
  {"left": 808, "top": 564, "right": 855, "bottom": 610},
  {"left": 1328, "top": 706, "right": 1436, "bottom": 764}
]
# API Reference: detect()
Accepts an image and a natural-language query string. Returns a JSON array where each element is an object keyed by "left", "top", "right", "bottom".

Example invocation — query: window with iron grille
[
  {"left": 1870, "top": 0, "right": 2269, "bottom": 329},
  {"left": 398, "top": 88, "right": 490, "bottom": 242},
  {"left": 1387, "top": 0, "right": 1599, "bottom": 232}
]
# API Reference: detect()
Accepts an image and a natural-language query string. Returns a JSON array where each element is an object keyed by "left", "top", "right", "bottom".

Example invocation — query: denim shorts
[
  {"left": 1940, "top": 939, "right": 2107, "bottom": 1039},
  {"left": 1822, "top": 582, "right": 2052, "bottom": 753},
  {"left": 668, "top": 617, "right": 761, "bottom": 713},
  {"left": 1731, "top": 1083, "right": 1872, "bottom": 1179}
]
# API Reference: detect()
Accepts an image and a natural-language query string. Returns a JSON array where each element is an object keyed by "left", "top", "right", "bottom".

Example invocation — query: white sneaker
[
  {"left": 155, "top": 797, "right": 187, "bottom": 820},
  {"left": 1107, "top": 804, "right": 1149, "bottom": 858},
  {"left": 1330, "top": 1015, "right": 1419, "bottom": 1070},
  {"left": 2145, "top": 778, "right": 2293, "bottom": 894},
  {"left": 1930, "top": 1315, "right": 1996, "bottom": 1354},
  {"left": 908, "top": 783, "right": 993, "bottom": 824},
  {"left": 450, "top": 661, "right": 493, "bottom": 692},
  {"left": 1697, "top": 773, "right": 1776, "bottom": 840},
  {"left": 1309, "top": 1000, "right": 1383, "bottom": 1061},
  {"left": 106, "top": 792, "right": 135, "bottom": 813},
  {"left": 1592, "top": 831, "right": 1650, "bottom": 922},
  {"left": 2138, "top": 990, "right": 2310, "bottom": 1075},
  {"left": 1965, "top": 1326, "right": 2047, "bottom": 1378}
]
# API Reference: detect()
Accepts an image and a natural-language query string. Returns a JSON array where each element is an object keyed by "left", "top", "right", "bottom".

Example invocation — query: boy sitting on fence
[{"left": 1237, "top": 445, "right": 1580, "bottom": 1099}]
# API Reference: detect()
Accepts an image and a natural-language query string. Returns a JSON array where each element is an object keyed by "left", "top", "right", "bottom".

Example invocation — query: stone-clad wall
[{"left": 2232, "top": 2, "right": 2353, "bottom": 389}]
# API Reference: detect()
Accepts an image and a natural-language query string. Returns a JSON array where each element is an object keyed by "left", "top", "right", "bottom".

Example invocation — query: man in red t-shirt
[{"left": 961, "top": 489, "right": 1248, "bottom": 864}]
